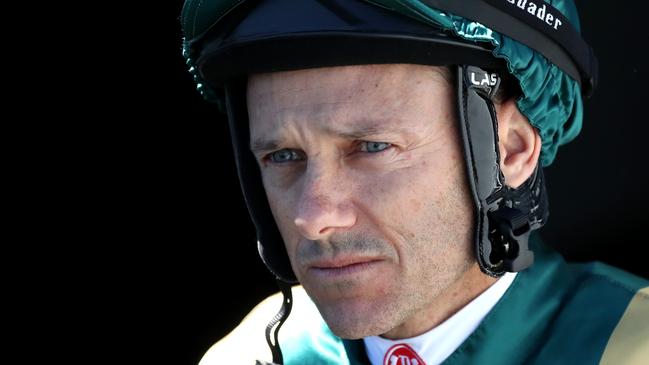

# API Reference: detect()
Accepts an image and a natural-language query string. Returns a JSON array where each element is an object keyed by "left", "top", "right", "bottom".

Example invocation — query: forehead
[
  {"left": 247, "top": 64, "right": 449, "bottom": 105},
  {"left": 246, "top": 64, "right": 451, "bottom": 139}
]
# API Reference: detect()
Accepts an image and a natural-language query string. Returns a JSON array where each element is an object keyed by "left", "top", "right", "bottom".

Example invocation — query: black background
[{"left": 69, "top": 1, "right": 648, "bottom": 364}]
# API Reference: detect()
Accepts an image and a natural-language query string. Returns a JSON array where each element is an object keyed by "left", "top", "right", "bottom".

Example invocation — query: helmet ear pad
[
  {"left": 224, "top": 77, "right": 298, "bottom": 284},
  {"left": 456, "top": 65, "right": 549, "bottom": 277}
]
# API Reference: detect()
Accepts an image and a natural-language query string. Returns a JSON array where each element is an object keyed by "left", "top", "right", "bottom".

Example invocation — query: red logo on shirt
[{"left": 383, "top": 343, "right": 427, "bottom": 365}]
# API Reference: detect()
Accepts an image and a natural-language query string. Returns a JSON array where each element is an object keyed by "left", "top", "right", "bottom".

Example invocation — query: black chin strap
[
  {"left": 257, "top": 280, "right": 293, "bottom": 365},
  {"left": 456, "top": 65, "right": 549, "bottom": 277}
]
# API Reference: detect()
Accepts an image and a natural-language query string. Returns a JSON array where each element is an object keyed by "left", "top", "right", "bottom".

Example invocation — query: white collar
[{"left": 363, "top": 272, "right": 517, "bottom": 365}]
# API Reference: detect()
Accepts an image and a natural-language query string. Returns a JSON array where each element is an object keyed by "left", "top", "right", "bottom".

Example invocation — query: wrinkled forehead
[
  {"left": 247, "top": 64, "right": 449, "bottom": 100},
  {"left": 246, "top": 64, "right": 452, "bottom": 136}
]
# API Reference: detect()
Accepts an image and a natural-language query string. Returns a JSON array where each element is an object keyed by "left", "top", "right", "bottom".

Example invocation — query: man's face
[{"left": 247, "top": 64, "right": 475, "bottom": 339}]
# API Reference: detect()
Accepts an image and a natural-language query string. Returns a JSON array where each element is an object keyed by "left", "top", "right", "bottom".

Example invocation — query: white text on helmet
[
  {"left": 470, "top": 72, "right": 498, "bottom": 87},
  {"left": 506, "top": 0, "right": 563, "bottom": 30}
]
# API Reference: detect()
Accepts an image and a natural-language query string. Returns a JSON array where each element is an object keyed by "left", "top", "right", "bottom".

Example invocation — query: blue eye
[
  {"left": 268, "top": 149, "right": 303, "bottom": 163},
  {"left": 360, "top": 141, "right": 391, "bottom": 153}
]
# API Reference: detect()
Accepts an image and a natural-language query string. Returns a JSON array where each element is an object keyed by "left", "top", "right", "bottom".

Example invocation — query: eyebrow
[{"left": 249, "top": 124, "right": 390, "bottom": 153}]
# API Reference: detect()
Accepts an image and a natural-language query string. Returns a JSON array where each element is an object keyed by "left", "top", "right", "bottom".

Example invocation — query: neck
[{"left": 381, "top": 263, "right": 498, "bottom": 339}]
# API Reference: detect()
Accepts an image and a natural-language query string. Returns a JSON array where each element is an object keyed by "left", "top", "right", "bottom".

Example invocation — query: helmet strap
[{"left": 259, "top": 280, "right": 293, "bottom": 365}]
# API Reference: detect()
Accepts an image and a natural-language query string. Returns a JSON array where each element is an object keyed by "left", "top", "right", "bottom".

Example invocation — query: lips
[{"left": 308, "top": 257, "right": 383, "bottom": 278}]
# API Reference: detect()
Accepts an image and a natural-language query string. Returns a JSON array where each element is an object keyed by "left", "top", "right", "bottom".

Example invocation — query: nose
[{"left": 293, "top": 167, "right": 356, "bottom": 241}]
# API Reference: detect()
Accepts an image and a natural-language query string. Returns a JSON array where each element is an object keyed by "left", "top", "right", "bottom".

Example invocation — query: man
[{"left": 181, "top": 1, "right": 648, "bottom": 364}]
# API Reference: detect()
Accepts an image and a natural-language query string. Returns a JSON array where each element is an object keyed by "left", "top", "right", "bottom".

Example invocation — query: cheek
[
  {"left": 357, "top": 149, "right": 473, "bottom": 259},
  {"left": 355, "top": 158, "right": 450, "bottom": 220},
  {"left": 261, "top": 176, "right": 301, "bottom": 248}
]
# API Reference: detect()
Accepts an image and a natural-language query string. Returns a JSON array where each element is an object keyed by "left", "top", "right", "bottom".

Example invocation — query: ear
[{"left": 495, "top": 98, "right": 542, "bottom": 189}]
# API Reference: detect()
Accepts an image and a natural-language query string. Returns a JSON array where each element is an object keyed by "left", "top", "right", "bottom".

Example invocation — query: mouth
[{"left": 308, "top": 257, "right": 384, "bottom": 279}]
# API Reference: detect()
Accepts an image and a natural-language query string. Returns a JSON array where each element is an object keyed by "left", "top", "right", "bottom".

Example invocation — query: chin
[{"left": 314, "top": 295, "right": 402, "bottom": 339}]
